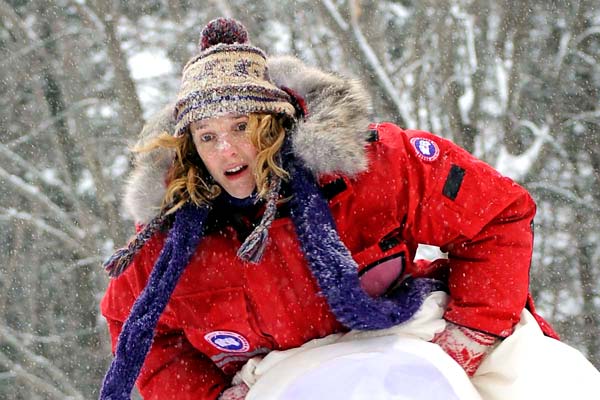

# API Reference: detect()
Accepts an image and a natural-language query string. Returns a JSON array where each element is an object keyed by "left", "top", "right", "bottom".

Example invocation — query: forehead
[{"left": 191, "top": 114, "right": 248, "bottom": 130}]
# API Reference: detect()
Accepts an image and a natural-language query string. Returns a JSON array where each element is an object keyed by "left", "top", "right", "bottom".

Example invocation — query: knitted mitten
[
  {"left": 432, "top": 322, "right": 499, "bottom": 376},
  {"left": 219, "top": 383, "right": 249, "bottom": 400}
]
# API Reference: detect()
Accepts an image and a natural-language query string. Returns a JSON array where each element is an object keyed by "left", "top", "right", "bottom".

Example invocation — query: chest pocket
[{"left": 353, "top": 228, "right": 409, "bottom": 298}]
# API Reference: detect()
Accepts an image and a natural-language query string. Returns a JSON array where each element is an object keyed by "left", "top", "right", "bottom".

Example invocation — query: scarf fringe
[
  {"left": 237, "top": 173, "right": 282, "bottom": 263},
  {"left": 103, "top": 211, "right": 170, "bottom": 277}
]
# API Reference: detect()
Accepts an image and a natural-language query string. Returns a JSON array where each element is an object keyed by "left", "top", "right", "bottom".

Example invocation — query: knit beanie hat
[{"left": 173, "top": 18, "right": 296, "bottom": 137}]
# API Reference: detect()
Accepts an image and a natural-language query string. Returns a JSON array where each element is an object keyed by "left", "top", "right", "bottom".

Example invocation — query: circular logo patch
[
  {"left": 410, "top": 137, "right": 440, "bottom": 162},
  {"left": 204, "top": 331, "right": 250, "bottom": 353}
]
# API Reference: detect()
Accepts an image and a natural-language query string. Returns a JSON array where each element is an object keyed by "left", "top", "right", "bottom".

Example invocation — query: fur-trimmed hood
[{"left": 124, "top": 56, "right": 372, "bottom": 224}]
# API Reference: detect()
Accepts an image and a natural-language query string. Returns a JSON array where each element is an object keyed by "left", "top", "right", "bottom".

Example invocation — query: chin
[
  {"left": 230, "top": 193, "right": 251, "bottom": 199},
  {"left": 227, "top": 188, "right": 255, "bottom": 199}
]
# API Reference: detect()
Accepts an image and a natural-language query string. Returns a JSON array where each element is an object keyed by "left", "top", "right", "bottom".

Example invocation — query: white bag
[
  {"left": 235, "top": 292, "right": 600, "bottom": 399},
  {"left": 472, "top": 309, "right": 600, "bottom": 399}
]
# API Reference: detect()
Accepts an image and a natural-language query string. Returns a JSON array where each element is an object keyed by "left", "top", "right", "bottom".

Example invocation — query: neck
[{"left": 220, "top": 191, "right": 259, "bottom": 209}]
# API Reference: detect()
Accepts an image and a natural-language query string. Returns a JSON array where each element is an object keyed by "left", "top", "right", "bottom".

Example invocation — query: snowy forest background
[{"left": 1, "top": 0, "right": 599, "bottom": 398}]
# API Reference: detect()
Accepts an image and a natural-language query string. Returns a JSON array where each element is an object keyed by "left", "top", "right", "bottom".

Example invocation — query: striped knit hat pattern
[{"left": 173, "top": 18, "right": 296, "bottom": 137}]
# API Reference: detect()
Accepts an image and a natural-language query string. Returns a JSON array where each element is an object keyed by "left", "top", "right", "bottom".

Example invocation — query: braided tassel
[
  {"left": 103, "top": 211, "right": 169, "bottom": 277},
  {"left": 237, "top": 174, "right": 281, "bottom": 263}
]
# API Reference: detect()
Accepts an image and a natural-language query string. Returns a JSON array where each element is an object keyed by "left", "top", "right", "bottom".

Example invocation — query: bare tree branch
[
  {"left": 348, "top": 3, "right": 412, "bottom": 125},
  {"left": 319, "top": 0, "right": 408, "bottom": 126},
  {"left": 0, "top": 142, "right": 67, "bottom": 191},
  {"left": 77, "top": 0, "right": 145, "bottom": 138},
  {"left": 527, "top": 182, "right": 598, "bottom": 213},
  {"left": 0, "top": 208, "right": 83, "bottom": 252},
  {"left": 0, "top": 326, "right": 84, "bottom": 399},
  {"left": 0, "top": 167, "right": 85, "bottom": 241},
  {"left": 0, "top": 0, "right": 39, "bottom": 43},
  {"left": 0, "top": 350, "right": 68, "bottom": 400}
]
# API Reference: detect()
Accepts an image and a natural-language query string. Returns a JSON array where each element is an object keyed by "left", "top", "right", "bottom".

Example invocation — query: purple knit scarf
[
  {"left": 99, "top": 203, "right": 209, "bottom": 400},
  {"left": 284, "top": 152, "right": 441, "bottom": 330}
]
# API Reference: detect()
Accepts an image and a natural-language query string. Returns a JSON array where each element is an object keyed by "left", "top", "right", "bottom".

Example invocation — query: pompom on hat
[
  {"left": 199, "top": 18, "right": 249, "bottom": 50},
  {"left": 173, "top": 18, "right": 296, "bottom": 137}
]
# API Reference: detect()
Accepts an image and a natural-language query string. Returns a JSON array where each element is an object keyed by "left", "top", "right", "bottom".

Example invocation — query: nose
[{"left": 214, "top": 133, "right": 237, "bottom": 155}]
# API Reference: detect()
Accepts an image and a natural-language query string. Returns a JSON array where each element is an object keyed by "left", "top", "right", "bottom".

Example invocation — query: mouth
[{"left": 224, "top": 165, "right": 248, "bottom": 177}]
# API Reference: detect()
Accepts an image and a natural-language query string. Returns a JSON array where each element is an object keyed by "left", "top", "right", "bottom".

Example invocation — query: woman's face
[{"left": 191, "top": 114, "right": 258, "bottom": 199}]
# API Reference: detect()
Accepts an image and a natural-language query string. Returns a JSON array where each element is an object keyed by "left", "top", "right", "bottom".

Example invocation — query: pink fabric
[{"left": 359, "top": 257, "right": 403, "bottom": 297}]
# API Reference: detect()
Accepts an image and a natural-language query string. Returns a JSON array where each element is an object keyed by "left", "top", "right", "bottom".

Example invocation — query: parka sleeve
[
  {"left": 100, "top": 249, "right": 228, "bottom": 399},
  {"left": 380, "top": 124, "right": 536, "bottom": 337}
]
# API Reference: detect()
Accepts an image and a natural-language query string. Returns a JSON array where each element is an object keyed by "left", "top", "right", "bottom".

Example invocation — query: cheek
[
  {"left": 196, "top": 150, "right": 219, "bottom": 174},
  {"left": 240, "top": 142, "right": 259, "bottom": 163}
]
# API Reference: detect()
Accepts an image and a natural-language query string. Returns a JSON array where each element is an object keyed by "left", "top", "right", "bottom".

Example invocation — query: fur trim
[
  {"left": 123, "top": 106, "right": 175, "bottom": 224},
  {"left": 268, "top": 56, "right": 372, "bottom": 176},
  {"left": 124, "top": 56, "right": 372, "bottom": 224}
]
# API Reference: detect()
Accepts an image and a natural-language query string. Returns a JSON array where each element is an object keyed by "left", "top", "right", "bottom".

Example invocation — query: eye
[
  {"left": 199, "top": 133, "right": 215, "bottom": 143},
  {"left": 235, "top": 122, "right": 247, "bottom": 132}
]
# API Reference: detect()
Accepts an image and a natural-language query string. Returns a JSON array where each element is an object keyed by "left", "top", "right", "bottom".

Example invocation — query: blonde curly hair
[{"left": 136, "top": 113, "right": 289, "bottom": 215}]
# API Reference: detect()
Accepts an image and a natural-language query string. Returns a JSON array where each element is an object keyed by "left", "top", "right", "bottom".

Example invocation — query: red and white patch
[
  {"left": 204, "top": 331, "right": 250, "bottom": 353},
  {"left": 410, "top": 137, "right": 440, "bottom": 162}
]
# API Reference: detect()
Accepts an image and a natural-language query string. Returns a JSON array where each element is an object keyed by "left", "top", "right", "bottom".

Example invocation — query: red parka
[{"left": 101, "top": 121, "right": 555, "bottom": 400}]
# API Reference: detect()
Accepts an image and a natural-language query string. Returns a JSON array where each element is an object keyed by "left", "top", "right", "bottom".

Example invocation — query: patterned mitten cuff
[
  {"left": 432, "top": 321, "right": 499, "bottom": 376},
  {"left": 218, "top": 383, "right": 249, "bottom": 400}
]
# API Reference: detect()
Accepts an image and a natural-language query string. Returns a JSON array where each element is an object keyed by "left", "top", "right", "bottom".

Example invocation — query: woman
[{"left": 99, "top": 18, "right": 598, "bottom": 400}]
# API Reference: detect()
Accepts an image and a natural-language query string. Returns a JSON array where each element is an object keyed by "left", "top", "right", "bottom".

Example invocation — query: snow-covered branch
[
  {"left": 572, "top": 26, "right": 600, "bottom": 49},
  {"left": 7, "top": 98, "right": 102, "bottom": 147},
  {"left": 527, "top": 181, "right": 598, "bottom": 213},
  {"left": 67, "top": 0, "right": 106, "bottom": 34},
  {"left": 494, "top": 121, "right": 551, "bottom": 180},
  {"left": 0, "top": 167, "right": 85, "bottom": 240},
  {"left": 0, "top": 370, "right": 17, "bottom": 381},
  {"left": 0, "top": 351, "right": 69, "bottom": 400},
  {"left": 563, "top": 110, "right": 600, "bottom": 124},
  {"left": 553, "top": 31, "right": 571, "bottom": 76},
  {"left": 11, "top": 327, "right": 99, "bottom": 346},
  {"left": 348, "top": 10, "right": 412, "bottom": 125},
  {"left": 0, "top": 142, "right": 67, "bottom": 188},
  {"left": 56, "top": 255, "right": 104, "bottom": 278},
  {"left": 0, "top": 326, "right": 85, "bottom": 399},
  {"left": 320, "top": 0, "right": 412, "bottom": 125},
  {"left": 0, "top": 208, "right": 82, "bottom": 252},
  {"left": 321, "top": 0, "right": 349, "bottom": 30},
  {"left": 0, "top": 0, "right": 39, "bottom": 43}
]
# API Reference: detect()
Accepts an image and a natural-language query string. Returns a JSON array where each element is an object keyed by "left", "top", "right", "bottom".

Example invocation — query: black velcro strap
[
  {"left": 358, "top": 252, "right": 405, "bottom": 277},
  {"left": 320, "top": 178, "right": 347, "bottom": 200},
  {"left": 367, "top": 129, "right": 379, "bottom": 142},
  {"left": 442, "top": 164, "right": 465, "bottom": 201},
  {"left": 379, "top": 236, "right": 400, "bottom": 252}
]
